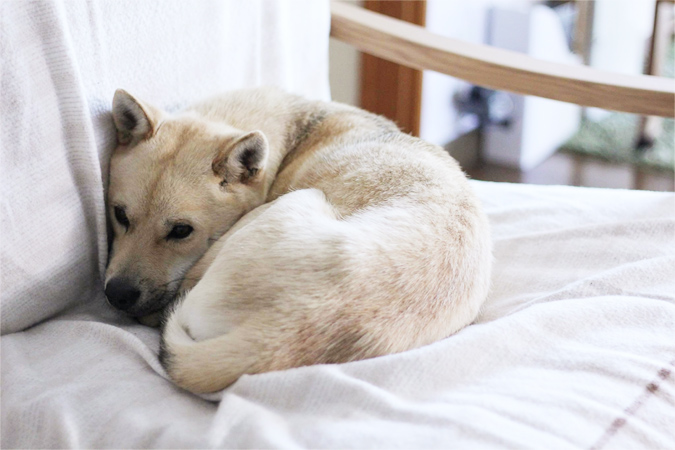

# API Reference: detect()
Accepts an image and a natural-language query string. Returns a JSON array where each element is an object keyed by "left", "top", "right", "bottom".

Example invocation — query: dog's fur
[{"left": 106, "top": 87, "right": 492, "bottom": 394}]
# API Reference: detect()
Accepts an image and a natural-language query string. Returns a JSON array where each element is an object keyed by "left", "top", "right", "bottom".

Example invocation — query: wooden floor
[{"left": 466, "top": 152, "right": 674, "bottom": 192}]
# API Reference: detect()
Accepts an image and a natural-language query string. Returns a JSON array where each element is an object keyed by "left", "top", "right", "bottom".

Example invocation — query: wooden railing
[{"left": 330, "top": 1, "right": 675, "bottom": 118}]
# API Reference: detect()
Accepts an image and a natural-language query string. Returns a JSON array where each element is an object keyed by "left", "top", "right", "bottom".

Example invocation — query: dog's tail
[{"left": 159, "top": 307, "right": 264, "bottom": 394}]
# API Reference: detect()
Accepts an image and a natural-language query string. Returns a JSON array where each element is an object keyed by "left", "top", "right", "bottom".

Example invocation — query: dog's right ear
[
  {"left": 112, "top": 89, "right": 161, "bottom": 146},
  {"left": 212, "top": 131, "right": 269, "bottom": 186}
]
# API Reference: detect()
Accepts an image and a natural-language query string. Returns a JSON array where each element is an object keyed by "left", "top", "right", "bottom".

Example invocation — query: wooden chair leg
[
  {"left": 633, "top": 166, "right": 647, "bottom": 190},
  {"left": 636, "top": 0, "right": 673, "bottom": 149},
  {"left": 571, "top": 153, "right": 584, "bottom": 187}
]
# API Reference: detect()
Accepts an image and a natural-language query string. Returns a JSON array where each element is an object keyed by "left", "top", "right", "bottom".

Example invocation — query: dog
[{"left": 105, "top": 87, "right": 492, "bottom": 394}]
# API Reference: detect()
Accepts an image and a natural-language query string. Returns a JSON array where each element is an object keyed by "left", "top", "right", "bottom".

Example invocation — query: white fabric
[
  {"left": 3, "top": 182, "right": 674, "bottom": 449},
  {"left": 0, "top": 0, "right": 330, "bottom": 334}
]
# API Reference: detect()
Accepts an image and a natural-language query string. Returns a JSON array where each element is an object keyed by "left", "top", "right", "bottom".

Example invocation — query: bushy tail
[{"left": 159, "top": 309, "right": 263, "bottom": 394}]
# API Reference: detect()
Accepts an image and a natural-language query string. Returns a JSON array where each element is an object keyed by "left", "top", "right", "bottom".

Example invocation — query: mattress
[{"left": 3, "top": 181, "right": 674, "bottom": 449}]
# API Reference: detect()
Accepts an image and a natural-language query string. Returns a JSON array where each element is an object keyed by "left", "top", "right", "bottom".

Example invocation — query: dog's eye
[
  {"left": 167, "top": 224, "right": 193, "bottom": 240},
  {"left": 114, "top": 206, "right": 130, "bottom": 228}
]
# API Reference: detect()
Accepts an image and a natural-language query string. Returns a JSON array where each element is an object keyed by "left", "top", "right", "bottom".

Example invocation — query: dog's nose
[{"left": 105, "top": 278, "right": 141, "bottom": 311}]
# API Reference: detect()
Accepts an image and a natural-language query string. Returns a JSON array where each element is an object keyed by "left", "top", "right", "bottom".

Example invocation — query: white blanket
[
  {"left": 3, "top": 182, "right": 674, "bottom": 448},
  {"left": 0, "top": 0, "right": 330, "bottom": 334}
]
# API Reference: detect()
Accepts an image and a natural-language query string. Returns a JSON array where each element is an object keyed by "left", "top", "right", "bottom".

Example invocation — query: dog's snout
[{"left": 105, "top": 278, "right": 141, "bottom": 311}]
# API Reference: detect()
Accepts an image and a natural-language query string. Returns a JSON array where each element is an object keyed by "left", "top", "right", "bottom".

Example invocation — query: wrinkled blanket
[{"left": 3, "top": 182, "right": 674, "bottom": 448}]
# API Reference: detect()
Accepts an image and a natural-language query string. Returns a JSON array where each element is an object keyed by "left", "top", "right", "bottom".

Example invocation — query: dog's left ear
[
  {"left": 112, "top": 89, "right": 161, "bottom": 146},
  {"left": 213, "top": 131, "right": 269, "bottom": 185}
]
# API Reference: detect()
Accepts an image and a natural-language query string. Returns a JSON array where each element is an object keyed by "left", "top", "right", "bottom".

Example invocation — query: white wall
[{"left": 591, "top": 0, "right": 656, "bottom": 76}]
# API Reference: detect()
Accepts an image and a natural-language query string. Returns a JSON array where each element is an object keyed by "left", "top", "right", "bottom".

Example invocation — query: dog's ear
[
  {"left": 212, "top": 131, "right": 269, "bottom": 185},
  {"left": 112, "top": 89, "right": 161, "bottom": 145}
]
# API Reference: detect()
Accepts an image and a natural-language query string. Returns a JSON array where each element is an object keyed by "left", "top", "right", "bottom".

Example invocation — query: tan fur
[{"left": 106, "top": 87, "right": 492, "bottom": 394}]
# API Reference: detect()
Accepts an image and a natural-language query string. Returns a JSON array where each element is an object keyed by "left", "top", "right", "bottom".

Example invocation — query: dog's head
[{"left": 104, "top": 90, "right": 269, "bottom": 317}]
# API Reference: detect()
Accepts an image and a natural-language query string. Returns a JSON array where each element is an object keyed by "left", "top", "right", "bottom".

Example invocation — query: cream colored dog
[{"left": 106, "top": 87, "right": 492, "bottom": 394}]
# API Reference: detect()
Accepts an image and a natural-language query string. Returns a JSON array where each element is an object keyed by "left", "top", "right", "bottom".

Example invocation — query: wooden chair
[{"left": 330, "top": 2, "right": 674, "bottom": 118}]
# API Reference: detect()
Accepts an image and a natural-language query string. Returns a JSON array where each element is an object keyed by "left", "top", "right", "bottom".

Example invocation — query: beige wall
[
  {"left": 328, "top": 37, "right": 361, "bottom": 106},
  {"left": 328, "top": 0, "right": 362, "bottom": 106}
]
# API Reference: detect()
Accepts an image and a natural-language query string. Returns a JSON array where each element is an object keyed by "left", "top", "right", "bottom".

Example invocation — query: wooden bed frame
[{"left": 330, "top": 1, "right": 675, "bottom": 119}]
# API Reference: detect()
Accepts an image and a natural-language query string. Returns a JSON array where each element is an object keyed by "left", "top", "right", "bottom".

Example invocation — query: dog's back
[{"left": 159, "top": 88, "right": 492, "bottom": 393}]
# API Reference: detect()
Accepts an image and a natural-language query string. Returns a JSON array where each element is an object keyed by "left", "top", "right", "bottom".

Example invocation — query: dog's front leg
[
  {"left": 137, "top": 312, "right": 163, "bottom": 328},
  {"left": 179, "top": 238, "right": 226, "bottom": 293}
]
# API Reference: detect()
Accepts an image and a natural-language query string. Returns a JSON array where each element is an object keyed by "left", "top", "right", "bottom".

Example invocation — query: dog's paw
[{"left": 138, "top": 312, "right": 162, "bottom": 328}]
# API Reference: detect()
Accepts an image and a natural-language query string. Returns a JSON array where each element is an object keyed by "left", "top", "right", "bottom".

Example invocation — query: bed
[{"left": 2, "top": 1, "right": 674, "bottom": 448}]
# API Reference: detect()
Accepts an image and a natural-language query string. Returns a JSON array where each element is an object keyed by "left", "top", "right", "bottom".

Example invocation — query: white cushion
[{"left": 0, "top": 0, "right": 330, "bottom": 334}]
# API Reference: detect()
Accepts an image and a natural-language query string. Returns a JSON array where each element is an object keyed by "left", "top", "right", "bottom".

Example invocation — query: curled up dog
[{"left": 104, "top": 87, "right": 492, "bottom": 394}]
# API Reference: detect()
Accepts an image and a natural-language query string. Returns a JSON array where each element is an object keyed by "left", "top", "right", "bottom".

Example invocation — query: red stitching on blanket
[{"left": 589, "top": 360, "right": 674, "bottom": 450}]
